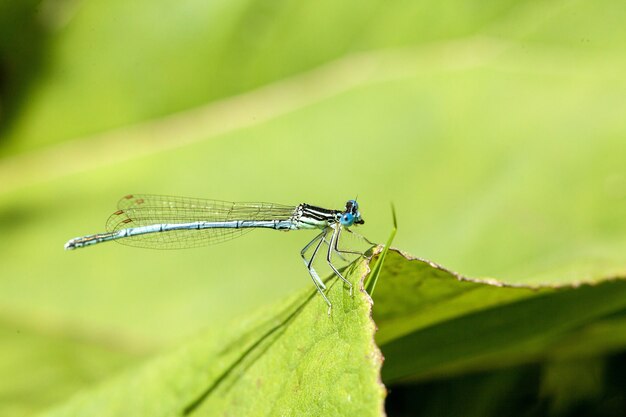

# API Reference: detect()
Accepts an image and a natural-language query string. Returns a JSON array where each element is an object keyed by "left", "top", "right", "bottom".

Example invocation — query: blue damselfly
[{"left": 64, "top": 194, "right": 368, "bottom": 313}]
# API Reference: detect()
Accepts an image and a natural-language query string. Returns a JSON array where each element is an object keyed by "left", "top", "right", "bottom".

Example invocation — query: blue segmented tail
[{"left": 64, "top": 231, "right": 119, "bottom": 250}]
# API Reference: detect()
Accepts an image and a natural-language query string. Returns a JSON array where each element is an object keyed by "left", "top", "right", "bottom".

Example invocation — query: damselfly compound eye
[
  {"left": 340, "top": 212, "right": 355, "bottom": 226},
  {"left": 346, "top": 199, "right": 358, "bottom": 211}
]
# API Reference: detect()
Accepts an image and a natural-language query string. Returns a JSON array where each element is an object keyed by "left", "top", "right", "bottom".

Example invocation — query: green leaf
[
  {"left": 32, "top": 249, "right": 626, "bottom": 416},
  {"left": 371, "top": 250, "right": 626, "bottom": 385},
  {"left": 39, "top": 259, "right": 385, "bottom": 417},
  {"left": 364, "top": 204, "right": 397, "bottom": 296}
]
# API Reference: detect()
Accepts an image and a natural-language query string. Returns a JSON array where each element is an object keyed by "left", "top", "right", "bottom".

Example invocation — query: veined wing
[{"left": 106, "top": 194, "right": 296, "bottom": 249}]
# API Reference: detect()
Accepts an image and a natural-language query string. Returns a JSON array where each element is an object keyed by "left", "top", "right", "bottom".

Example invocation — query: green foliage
[
  {"left": 364, "top": 204, "right": 397, "bottom": 296},
  {"left": 25, "top": 249, "right": 626, "bottom": 417},
  {"left": 39, "top": 260, "right": 384, "bottom": 417},
  {"left": 375, "top": 251, "right": 626, "bottom": 383},
  {"left": 0, "top": 0, "right": 625, "bottom": 415},
  {"left": 372, "top": 251, "right": 626, "bottom": 416}
]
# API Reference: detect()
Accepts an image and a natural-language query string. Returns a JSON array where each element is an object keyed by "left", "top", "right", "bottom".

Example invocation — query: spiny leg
[
  {"left": 306, "top": 231, "right": 327, "bottom": 274},
  {"left": 327, "top": 225, "right": 354, "bottom": 296},
  {"left": 333, "top": 226, "right": 365, "bottom": 257},
  {"left": 301, "top": 230, "right": 327, "bottom": 290},
  {"left": 301, "top": 229, "right": 332, "bottom": 314},
  {"left": 323, "top": 235, "right": 349, "bottom": 262},
  {"left": 342, "top": 227, "right": 377, "bottom": 249}
]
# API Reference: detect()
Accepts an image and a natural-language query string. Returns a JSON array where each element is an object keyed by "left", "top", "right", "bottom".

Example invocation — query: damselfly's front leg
[
  {"left": 333, "top": 226, "right": 365, "bottom": 257},
  {"left": 322, "top": 234, "right": 349, "bottom": 262},
  {"left": 341, "top": 227, "right": 377, "bottom": 247},
  {"left": 301, "top": 229, "right": 332, "bottom": 314},
  {"left": 327, "top": 225, "right": 354, "bottom": 296}
]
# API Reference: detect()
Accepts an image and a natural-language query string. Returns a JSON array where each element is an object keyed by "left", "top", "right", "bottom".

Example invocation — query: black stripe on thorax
[{"left": 301, "top": 204, "right": 339, "bottom": 221}]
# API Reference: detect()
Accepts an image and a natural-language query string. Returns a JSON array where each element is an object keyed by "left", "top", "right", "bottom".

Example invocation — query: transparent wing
[{"left": 106, "top": 194, "right": 296, "bottom": 249}]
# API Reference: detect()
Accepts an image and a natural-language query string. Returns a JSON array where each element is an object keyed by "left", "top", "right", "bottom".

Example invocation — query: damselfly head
[{"left": 340, "top": 199, "right": 364, "bottom": 226}]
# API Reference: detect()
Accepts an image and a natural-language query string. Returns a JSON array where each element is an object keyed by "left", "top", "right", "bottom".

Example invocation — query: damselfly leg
[
  {"left": 301, "top": 224, "right": 367, "bottom": 313},
  {"left": 301, "top": 230, "right": 332, "bottom": 313},
  {"left": 326, "top": 225, "right": 354, "bottom": 297},
  {"left": 323, "top": 234, "right": 350, "bottom": 262},
  {"left": 333, "top": 226, "right": 365, "bottom": 257}
]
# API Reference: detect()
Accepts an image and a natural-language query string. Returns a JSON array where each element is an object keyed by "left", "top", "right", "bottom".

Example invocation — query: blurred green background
[{"left": 0, "top": 0, "right": 625, "bottom": 415}]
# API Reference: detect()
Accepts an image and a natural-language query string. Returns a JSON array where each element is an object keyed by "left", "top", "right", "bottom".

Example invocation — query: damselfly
[{"left": 64, "top": 194, "right": 368, "bottom": 313}]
